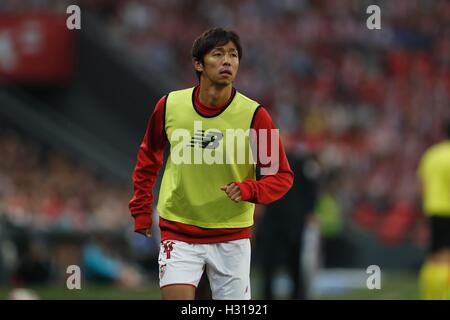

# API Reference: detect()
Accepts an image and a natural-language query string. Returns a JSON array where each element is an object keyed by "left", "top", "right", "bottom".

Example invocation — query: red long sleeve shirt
[{"left": 129, "top": 86, "right": 294, "bottom": 243}]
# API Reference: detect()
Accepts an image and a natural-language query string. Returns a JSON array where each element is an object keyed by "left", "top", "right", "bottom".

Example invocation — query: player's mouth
[{"left": 219, "top": 69, "right": 232, "bottom": 76}]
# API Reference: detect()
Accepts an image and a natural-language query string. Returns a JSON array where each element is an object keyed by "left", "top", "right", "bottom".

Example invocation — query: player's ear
[{"left": 193, "top": 58, "right": 203, "bottom": 73}]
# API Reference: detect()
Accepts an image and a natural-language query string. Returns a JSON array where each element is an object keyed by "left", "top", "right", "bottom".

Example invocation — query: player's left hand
[{"left": 220, "top": 183, "right": 241, "bottom": 203}]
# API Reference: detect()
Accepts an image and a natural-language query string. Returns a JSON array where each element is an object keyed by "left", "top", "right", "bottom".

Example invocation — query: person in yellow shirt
[{"left": 417, "top": 120, "right": 450, "bottom": 300}]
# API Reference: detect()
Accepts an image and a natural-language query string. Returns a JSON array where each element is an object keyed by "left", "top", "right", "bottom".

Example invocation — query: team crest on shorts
[
  {"left": 162, "top": 240, "right": 175, "bottom": 259},
  {"left": 160, "top": 264, "right": 167, "bottom": 280}
]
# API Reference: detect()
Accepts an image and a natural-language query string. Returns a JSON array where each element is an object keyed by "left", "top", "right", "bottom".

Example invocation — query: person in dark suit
[{"left": 255, "top": 139, "right": 320, "bottom": 300}]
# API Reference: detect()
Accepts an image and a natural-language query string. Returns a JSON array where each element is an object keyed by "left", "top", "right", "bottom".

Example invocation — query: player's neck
[{"left": 197, "top": 82, "right": 233, "bottom": 108}]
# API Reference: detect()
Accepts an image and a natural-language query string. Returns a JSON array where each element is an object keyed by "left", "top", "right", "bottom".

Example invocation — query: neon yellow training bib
[{"left": 157, "top": 87, "right": 260, "bottom": 228}]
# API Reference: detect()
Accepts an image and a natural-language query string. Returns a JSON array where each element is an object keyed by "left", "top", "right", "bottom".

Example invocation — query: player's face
[{"left": 198, "top": 41, "right": 239, "bottom": 86}]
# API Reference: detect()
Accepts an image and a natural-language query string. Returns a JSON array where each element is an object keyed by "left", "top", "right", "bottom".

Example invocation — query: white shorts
[{"left": 158, "top": 238, "right": 251, "bottom": 300}]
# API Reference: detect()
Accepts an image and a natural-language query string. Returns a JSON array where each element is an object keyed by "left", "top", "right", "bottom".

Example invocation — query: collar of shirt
[{"left": 193, "top": 85, "right": 236, "bottom": 117}]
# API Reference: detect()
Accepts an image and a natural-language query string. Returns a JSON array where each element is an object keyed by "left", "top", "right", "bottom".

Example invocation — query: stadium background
[{"left": 0, "top": 0, "right": 449, "bottom": 299}]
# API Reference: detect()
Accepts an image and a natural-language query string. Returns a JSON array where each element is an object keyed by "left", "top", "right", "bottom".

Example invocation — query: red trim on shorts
[{"left": 160, "top": 283, "right": 197, "bottom": 289}]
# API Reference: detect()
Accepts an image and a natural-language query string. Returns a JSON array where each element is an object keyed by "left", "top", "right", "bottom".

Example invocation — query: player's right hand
[{"left": 220, "top": 182, "right": 242, "bottom": 203}]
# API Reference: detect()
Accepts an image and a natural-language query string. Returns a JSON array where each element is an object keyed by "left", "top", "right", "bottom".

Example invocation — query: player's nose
[{"left": 223, "top": 54, "right": 231, "bottom": 65}]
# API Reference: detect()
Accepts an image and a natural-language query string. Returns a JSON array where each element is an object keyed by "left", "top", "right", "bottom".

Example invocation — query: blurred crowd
[
  {"left": 0, "top": 130, "right": 131, "bottom": 232},
  {"left": 0, "top": 0, "right": 448, "bottom": 276},
  {"left": 0, "top": 130, "right": 149, "bottom": 288},
  {"left": 1, "top": 0, "right": 448, "bottom": 298},
  {"left": 101, "top": 0, "right": 449, "bottom": 246}
]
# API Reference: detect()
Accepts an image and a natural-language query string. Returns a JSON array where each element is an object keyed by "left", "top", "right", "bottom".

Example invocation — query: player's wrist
[{"left": 235, "top": 182, "right": 252, "bottom": 201}]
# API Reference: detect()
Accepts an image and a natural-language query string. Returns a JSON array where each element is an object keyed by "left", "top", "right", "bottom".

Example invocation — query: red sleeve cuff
[
  {"left": 236, "top": 182, "right": 253, "bottom": 202},
  {"left": 134, "top": 213, "right": 152, "bottom": 232}
]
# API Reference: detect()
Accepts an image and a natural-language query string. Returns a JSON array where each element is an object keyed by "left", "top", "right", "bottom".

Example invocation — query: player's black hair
[{"left": 192, "top": 27, "right": 242, "bottom": 80}]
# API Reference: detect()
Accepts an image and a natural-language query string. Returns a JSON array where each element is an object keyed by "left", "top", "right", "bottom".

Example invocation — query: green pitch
[{"left": 0, "top": 272, "right": 419, "bottom": 300}]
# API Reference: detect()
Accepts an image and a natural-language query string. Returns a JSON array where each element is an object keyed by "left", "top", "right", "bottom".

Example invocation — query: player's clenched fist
[{"left": 220, "top": 183, "right": 242, "bottom": 203}]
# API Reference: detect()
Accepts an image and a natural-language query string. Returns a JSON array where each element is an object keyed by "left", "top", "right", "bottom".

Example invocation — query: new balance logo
[
  {"left": 171, "top": 121, "right": 280, "bottom": 175},
  {"left": 188, "top": 130, "right": 223, "bottom": 149}
]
